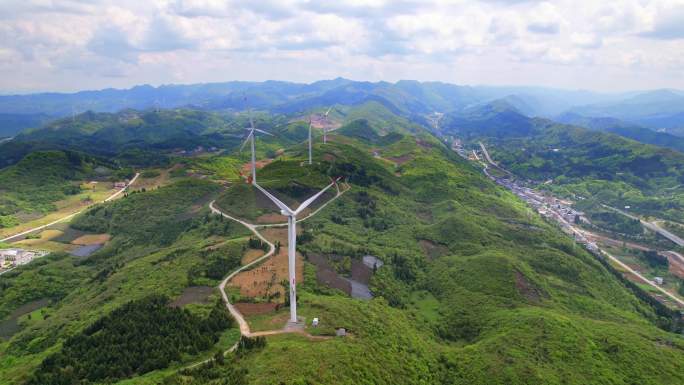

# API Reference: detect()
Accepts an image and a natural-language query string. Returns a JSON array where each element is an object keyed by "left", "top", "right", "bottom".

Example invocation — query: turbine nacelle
[{"left": 253, "top": 179, "right": 339, "bottom": 323}]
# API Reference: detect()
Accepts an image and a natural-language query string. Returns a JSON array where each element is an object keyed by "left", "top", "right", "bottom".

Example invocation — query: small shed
[
  {"left": 312, "top": 318, "right": 319, "bottom": 327},
  {"left": 336, "top": 328, "right": 346, "bottom": 337}
]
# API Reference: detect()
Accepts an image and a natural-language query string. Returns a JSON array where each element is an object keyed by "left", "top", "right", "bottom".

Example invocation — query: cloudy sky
[{"left": 1, "top": 0, "right": 684, "bottom": 94}]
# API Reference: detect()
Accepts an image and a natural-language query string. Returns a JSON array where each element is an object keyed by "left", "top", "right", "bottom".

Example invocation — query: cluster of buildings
[
  {"left": 0, "top": 248, "right": 47, "bottom": 271},
  {"left": 173, "top": 146, "right": 219, "bottom": 156},
  {"left": 453, "top": 139, "right": 599, "bottom": 252}
]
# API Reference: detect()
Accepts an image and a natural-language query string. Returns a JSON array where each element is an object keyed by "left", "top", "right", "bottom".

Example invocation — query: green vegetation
[
  {"left": 222, "top": 119, "right": 684, "bottom": 384},
  {"left": 28, "top": 295, "right": 233, "bottom": 385},
  {"left": 2, "top": 104, "right": 684, "bottom": 384},
  {"left": 483, "top": 122, "right": 684, "bottom": 224},
  {"left": 0, "top": 178, "right": 250, "bottom": 384},
  {"left": 586, "top": 210, "right": 643, "bottom": 235},
  {"left": 0, "top": 151, "right": 104, "bottom": 227}
]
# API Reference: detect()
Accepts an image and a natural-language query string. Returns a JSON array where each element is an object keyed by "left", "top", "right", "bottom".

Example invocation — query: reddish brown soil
[
  {"left": 515, "top": 271, "right": 542, "bottom": 302},
  {"left": 229, "top": 227, "right": 303, "bottom": 301},
  {"left": 240, "top": 159, "right": 274, "bottom": 180},
  {"left": 415, "top": 138, "right": 433, "bottom": 149},
  {"left": 419, "top": 239, "right": 449, "bottom": 260},
  {"left": 234, "top": 302, "right": 280, "bottom": 316},
  {"left": 242, "top": 249, "right": 265, "bottom": 265},
  {"left": 387, "top": 154, "right": 413, "bottom": 165},
  {"left": 255, "top": 213, "right": 287, "bottom": 224}
]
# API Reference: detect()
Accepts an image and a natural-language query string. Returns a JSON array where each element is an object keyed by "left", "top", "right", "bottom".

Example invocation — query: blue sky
[{"left": 1, "top": 0, "right": 683, "bottom": 93}]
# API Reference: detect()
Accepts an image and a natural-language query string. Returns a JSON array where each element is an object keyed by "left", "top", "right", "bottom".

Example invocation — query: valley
[
  {"left": 1, "top": 81, "right": 684, "bottom": 384},
  {"left": 465, "top": 140, "right": 684, "bottom": 310}
]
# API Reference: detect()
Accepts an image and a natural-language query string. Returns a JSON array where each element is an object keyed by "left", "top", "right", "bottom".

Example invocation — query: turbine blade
[
  {"left": 294, "top": 181, "right": 336, "bottom": 215},
  {"left": 254, "top": 128, "right": 273, "bottom": 136},
  {"left": 240, "top": 131, "right": 253, "bottom": 151},
  {"left": 249, "top": 111, "right": 255, "bottom": 131},
  {"left": 325, "top": 106, "right": 332, "bottom": 116},
  {"left": 254, "top": 183, "right": 294, "bottom": 215}
]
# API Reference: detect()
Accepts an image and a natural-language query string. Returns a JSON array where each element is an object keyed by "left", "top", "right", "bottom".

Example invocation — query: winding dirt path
[{"left": 200, "top": 182, "right": 350, "bottom": 362}]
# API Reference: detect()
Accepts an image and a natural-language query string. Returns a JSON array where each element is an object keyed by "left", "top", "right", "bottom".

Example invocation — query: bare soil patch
[
  {"left": 255, "top": 213, "right": 287, "bottom": 224},
  {"left": 242, "top": 249, "right": 265, "bottom": 265},
  {"left": 71, "top": 233, "right": 111, "bottom": 245},
  {"left": 666, "top": 256, "right": 684, "bottom": 279},
  {"left": 416, "top": 138, "right": 433, "bottom": 149},
  {"left": 240, "top": 159, "right": 273, "bottom": 177},
  {"left": 308, "top": 253, "right": 351, "bottom": 294},
  {"left": 229, "top": 227, "right": 303, "bottom": 301},
  {"left": 387, "top": 154, "right": 413, "bottom": 165},
  {"left": 419, "top": 239, "right": 449, "bottom": 260},
  {"left": 235, "top": 302, "right": 279, "bottom": 316},
  {"left": 171, "top": 286, "right": 214, "bottom": 307},
  {"left": 515, "top": 271, "right": 542, "bottom": 302}
]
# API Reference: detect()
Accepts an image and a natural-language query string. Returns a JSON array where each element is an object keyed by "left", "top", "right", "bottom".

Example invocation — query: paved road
[
  {"left": 478, "top": 141, "right": 513, "bottom": 177},
  {"left": 1, "top": 173, "right": 140, "bottom": 243},
  {"left": 478, "top": 141, "right": 495, "bottom": 165},
  {"left": 557, "top": 212, "right": 684, "bottom": 307},
  {"left": 602, "top": 204, "right": 684, "bottom": 247},
  {"left": 472, "top": 150, "right": 684, "bottom": 308}
]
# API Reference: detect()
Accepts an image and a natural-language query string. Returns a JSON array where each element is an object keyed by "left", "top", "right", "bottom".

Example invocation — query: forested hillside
[
  {"left": 440, "top": 102, "right": 684, "bottom": 223},
  {"left": 0, "top": 103, "right": 683, "bottom": 384},
  {"left": 0, "top": 151, "right": 115, "bottom": 228}
]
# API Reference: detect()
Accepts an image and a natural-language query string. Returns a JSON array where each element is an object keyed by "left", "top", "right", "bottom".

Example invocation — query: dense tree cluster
[
  {"left": 27, "top": 295, "right": 234, "bottom": 385},
  {"left": 163, "top": 357, "right": 248, "bottom": 385},
  {"left": 638, "top": 250, "right": 669, "bottom": 268},
  {"left": 188, "top": 241, "right": 244, "bottom": 283},
  {"left": 247, "top": 237, "right": 268, "bottom": 251}
]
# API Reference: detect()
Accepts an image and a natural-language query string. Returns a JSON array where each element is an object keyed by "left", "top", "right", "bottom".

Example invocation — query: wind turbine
[
  {"left": 240, "top": 111, "right": 273, "bottom": 185},
  {"left": 323, "top": 106, "right": 332, "bottom": 144},
  {"left": 254, "top": 178, "right": 339, "bottom": 323},
  {"left": 307, "top": 115, "right": 313, "bottom": 165}
]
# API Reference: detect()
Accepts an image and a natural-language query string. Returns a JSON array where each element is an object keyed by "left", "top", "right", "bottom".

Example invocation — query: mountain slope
[
  {"left": 0, "top": 108, "right": 683, "bottom": 384},
  {"left": 0, "top": 150, "right": 110, "bottom": 227},
  {"left": 568, "top": 90, "right": 684, "bottom": 131},
  {"left": 446, "top": 104, "right": 684, "bottom": 223},
  {"left": 556, "top": 112, "right": 684, "bottom": 153}
]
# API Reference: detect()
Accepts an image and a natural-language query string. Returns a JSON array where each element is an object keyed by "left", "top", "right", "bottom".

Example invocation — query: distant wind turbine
[
  {"left": 323, "top": 106, "right": 332, "bottom": 144},
  {"left": 254, "top": 178, "right": 339, "bottom": 323},
  {"left": 240, "top": 111, "right": 273, "bottom": 185},
  {"left": 307, "top": 115, "right": 313, "bottom": 165}
]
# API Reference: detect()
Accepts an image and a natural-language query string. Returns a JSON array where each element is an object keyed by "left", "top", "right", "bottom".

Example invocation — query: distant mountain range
[{"left": 3, "top": 79, "right": 683, "bottom": 138}]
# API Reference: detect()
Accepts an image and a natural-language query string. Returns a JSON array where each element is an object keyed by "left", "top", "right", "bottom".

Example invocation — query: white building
[{"left": 653, "top": 277, "right": 664, "bottom": 285}]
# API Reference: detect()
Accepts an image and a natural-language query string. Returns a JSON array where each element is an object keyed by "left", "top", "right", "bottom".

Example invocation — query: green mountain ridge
[{"left": 1, "top": 110, "right": 683, "bottom": 384}]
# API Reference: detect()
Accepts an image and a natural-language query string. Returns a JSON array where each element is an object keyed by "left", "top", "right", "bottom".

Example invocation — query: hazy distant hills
[
  {"left": 4, "top": 79, "right": 683, "bottom": 135},
  {"left": 566, "top": 89, "right": 684, "bottom": 133},
  {"left": 556, "top": 112, "right": 684, "bottom": 153},
  {"left": 2, "top": 79, "right": 684, "bottom": 156}
]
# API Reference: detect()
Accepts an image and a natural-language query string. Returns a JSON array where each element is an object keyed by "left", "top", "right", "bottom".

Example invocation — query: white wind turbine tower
[
  {"left": 240, "top": 111, "right": 273, "bottom": 185},
  {"left": 254, "top": 178, "right": 339, "bottom": 323},
  {"left": 307, "top": 115, "right": 313, "bottom": 165},
  {"left": 323, "top": 106, "right": 332, "bottom": 144}
]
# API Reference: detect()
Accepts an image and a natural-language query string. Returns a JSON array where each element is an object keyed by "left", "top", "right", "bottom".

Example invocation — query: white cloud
[{"left": 0, "top": 0, "right": 683, "bottom": 93}]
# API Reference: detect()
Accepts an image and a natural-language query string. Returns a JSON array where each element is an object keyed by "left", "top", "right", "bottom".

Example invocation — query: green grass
[{"left": 2, "top": 110, "right": 684, "bottom": 384}]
